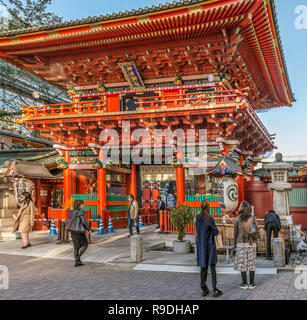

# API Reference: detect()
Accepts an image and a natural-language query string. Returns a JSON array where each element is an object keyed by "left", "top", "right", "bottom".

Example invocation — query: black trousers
[
  {"left": 70, "top": 231, "right": 89, "bottom": 260},
  {"left": 201, "top": 265, "right": 217, "bottom": 291},
  {"left": 266, "top": 223, "right": 279, "bottom": 258}
]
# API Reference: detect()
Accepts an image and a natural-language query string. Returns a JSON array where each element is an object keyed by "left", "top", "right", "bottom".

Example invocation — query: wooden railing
[
  {"left": 20, "top": 88, "right": 247, "bottom": 119},
  {"left": 21, "top": 99, "right": 107, "bottom": 118},
  {"left": 135, "top": 89, "right": 245, "bottom": 110},
  {"left": 101, "top": 208, "right": 157, "bottom": 231}
]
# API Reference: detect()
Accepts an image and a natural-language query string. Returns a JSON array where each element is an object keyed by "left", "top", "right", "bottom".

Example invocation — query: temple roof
[
  {"left": 206, "top": 154, "right": 250, "bottom": 177},
  {"left": 0, "top": 148, "right": 55, "bottom": 166},
  {"left": 0, "top": 130, "right": 53, "bottom": 148},
  {"left": 0, "top": 159, "right": 59, "bottom": 179},
  {"left": 0, "top": 0, "right": 294, "bottom": 110}
]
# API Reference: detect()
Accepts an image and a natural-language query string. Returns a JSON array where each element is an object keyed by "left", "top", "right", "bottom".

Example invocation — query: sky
[{"left": 47, "top": 0, "right": 307, "bottom": 157}]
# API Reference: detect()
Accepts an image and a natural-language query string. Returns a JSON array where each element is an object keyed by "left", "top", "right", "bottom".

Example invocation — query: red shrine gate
[{"left": 0, "top": 0, "right": 294, "bottom": 226}]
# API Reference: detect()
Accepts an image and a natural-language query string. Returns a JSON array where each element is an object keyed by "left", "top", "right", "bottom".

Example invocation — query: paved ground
[{"left": 0, "top": 254, "right": 306, "bottom": 300}]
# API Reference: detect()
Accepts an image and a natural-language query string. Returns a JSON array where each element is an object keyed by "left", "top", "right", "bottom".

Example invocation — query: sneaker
[
  {"left": 128, "top": 234, "right": 133, "bottom": 238},
  {"left": 213, "top": 289, "right": 223, "bottom": 297},
  {"left": 239, "top": 283, "right": 249, "bottom": 290},
  {"left": 249, "top": 284, "right": 257, "bottom": 290},
  {"left": 202, "top": 288, "right": 209, "bottom": 297}
]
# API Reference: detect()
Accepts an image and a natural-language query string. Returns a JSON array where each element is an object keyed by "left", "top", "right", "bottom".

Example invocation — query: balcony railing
[{"left": 20, "top": 88, "right": 247, "bottom": 119}]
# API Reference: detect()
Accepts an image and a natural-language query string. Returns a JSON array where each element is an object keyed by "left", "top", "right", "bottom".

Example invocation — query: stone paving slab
[
  {"left": 0, "top": 254, "right": 306, "bottom": 300},
  {"left": 0, "top": 226, "right": 161, "bottom": 265},
  {"left": 133, "top": 264, "right": 277, "bottom": 274}
]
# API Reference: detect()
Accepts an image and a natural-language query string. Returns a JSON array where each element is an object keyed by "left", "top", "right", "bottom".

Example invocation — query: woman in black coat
[
  {"left": 67, "top": 200, "right": 91, "bottom": 267},
  {"left": 195, "top": 200, "right": 223, "bottom": 297}
]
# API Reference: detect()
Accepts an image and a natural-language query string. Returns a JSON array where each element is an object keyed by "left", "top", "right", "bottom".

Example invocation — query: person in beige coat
[
  {"left": 13, "top": 192, "right": 37, "bottom": 249},
  {"left": 128, "top": 194, "right": 140, "bottom": 237}
]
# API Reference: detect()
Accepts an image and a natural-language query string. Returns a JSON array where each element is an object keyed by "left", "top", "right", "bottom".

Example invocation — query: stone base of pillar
[
  {"left": 273, "top": 237, "right": 286, "bottom": 267},
  {"left": 130, "top": 235, "right": 143, "bottom": 263}
]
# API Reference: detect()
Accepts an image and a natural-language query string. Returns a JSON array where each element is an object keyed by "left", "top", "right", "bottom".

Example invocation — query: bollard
[
  {"left": 273, "top": 238, "right": 286, "bottom": 267},
  {"left": 130, "top": 235, "right": 143, "bottom": 263}
]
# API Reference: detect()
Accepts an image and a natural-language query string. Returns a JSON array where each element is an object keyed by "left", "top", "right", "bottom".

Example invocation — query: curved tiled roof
[
  {"left": 269, "top": 0, "right": 295, "bottom": 102},
  {"left": 0, "top": 0, "right": 202, "bottom": 37},
  {"left": 0, "top": 0, "right": 294, "bottom": 106}
]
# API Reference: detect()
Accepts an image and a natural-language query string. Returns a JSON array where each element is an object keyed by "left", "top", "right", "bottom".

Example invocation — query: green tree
[
  {"left": 170, "top": 204, "right": 194, "bottom": 242},
  {"left": 0, "top": 0, "right": 62, "bottom": 29},
  {"left": 0, "top": 0, "right": 63, "bottom": 134}
]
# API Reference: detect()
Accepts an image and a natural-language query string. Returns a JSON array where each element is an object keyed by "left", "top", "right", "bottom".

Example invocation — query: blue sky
[{"left": 48, "top": 0, "right": 306, "bottom": 156}]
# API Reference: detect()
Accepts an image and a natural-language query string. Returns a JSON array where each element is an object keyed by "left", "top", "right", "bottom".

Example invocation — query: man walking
[
  {"left": 264, "top": 210, "right": 281, "bottom": 260},
  {"left": 128, "top": 194, "right": 140, "bottom": 237},
  {"left": 156, "top": 196, "right": 166, "bottom": 229}
]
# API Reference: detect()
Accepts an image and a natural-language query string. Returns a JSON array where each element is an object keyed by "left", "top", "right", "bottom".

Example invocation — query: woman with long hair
[
  {"left": 234, "top": 201, "right": 259, "bottom": 290},
  {"left": 13, "top": 191, "right": 37, "bottom": 249},
  {"left": 195, "top": 200, "right": 223, "bottom": 297}
]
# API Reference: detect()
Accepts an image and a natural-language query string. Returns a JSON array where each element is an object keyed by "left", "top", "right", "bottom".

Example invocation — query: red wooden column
[
  {"left": 97, "top": 147, "right": 107, "bottom": 216},
  {"left": 72, "top": 170, "right": 77, "bottom": 194},
  {"left": 236, "top": 154, "right": 245, "bottom": 205},
  {"left": 176, "top": 147, "right": 185, "bottom": 205},
  {"left": 176, "top": 166, "right": 185, "bottom": 205},
  {"left": 63, "top": 151, "right": 72, "bottom": 209},
  {"left": 130, "top": 163, "right": 137, "bottom": 199},
  {"left": 97, "top": 168, "right": 107, "bottom": 214},
  {"left": 35, "top": 178, "right": 41, "bottom": 216}
]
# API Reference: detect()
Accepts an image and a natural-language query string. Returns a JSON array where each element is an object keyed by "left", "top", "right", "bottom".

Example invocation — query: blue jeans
[{"left": 128, "top": 215, "right": 139, "bottom": 235}]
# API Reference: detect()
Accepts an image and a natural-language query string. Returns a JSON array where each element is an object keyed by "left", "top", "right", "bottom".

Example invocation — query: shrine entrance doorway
[{"left": 140, "top": 165, "right": 176, "bottom": 209}]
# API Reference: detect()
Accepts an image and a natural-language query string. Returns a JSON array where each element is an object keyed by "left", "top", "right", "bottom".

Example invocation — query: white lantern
[{"left": 218, "top": 176, "right": 238, "bottom": 213}]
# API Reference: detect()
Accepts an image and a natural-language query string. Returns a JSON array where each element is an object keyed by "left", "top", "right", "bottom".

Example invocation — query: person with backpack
[
  {"left": 234, "top": 201, "right": 259, "bottom": 290},
  {"left": 195, "top": 200, "right": 223, "bottom": 298},
  {"left": 67, "top": 200, "right": 91, "bottom": 267},
  {"left": 264, "top": 210, "right": 281, "bottom": 260}
]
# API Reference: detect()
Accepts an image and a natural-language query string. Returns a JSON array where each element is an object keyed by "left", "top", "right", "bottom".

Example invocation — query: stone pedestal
[
  {"left": 173, "top": 240, "right": 191, "bottom": 253},
  {"left": 130, "top": 235, "right": 143, "bottom": 263},
  {"left": 273, "top": 238, "right": 285, "bottom": 267}
]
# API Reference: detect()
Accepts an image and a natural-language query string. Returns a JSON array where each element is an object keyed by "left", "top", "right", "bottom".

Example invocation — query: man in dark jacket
[
  {"left": 264, "top": 210, "right": 281, "bottom": 260},
  {"left": 156, "top": 196, "right": 166, "bottom": 229}
]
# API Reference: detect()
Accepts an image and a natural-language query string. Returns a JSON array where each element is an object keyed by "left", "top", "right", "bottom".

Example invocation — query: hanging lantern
[{"left": 218, "top": 176, "right": 238, "bottom": 213}]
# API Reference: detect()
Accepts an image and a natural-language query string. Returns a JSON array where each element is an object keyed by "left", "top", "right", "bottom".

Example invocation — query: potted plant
[{"left": 170, "top": 204, "right": 194, "bottom": 253}]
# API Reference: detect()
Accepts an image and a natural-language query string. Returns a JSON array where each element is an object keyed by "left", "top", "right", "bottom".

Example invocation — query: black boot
[
  {"left": 249, "top": 271, "right": 256, "bottom": 289},
  {"left": 239, "top": 272, "right": 249, "bottom": 289}
]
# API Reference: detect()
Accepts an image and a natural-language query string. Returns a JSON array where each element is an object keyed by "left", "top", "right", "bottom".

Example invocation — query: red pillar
[
  {"left": 35, "top": 178, "right": 41, "bottom": 216},
  {"left": 97, "top": 168, "right": 107, "bottom": 215},
  {"left": 236, "top": 154, "right": 245, "bottom": 205},
  {"left": 62, "top": 151, "right": 72, "bottom": 209},
  {"left": 176, "top": 166, "right": 185, "bottom": 205},
  {"left": 72, "top": 170, "right": 77, "bottom": 194},
  {"left": 130, "top": 163, "right": 137, "bottom": 199}
]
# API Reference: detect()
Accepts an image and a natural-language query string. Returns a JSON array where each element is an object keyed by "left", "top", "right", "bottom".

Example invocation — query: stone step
[
  {"left": 1, "top": 231, "right": 21, "bottom": 240},
  {"left": 0, "top": 208, "right": 16, "bottom": 218},
  {"left": 0, "top": 217, "right": 15, "bottom": 228}
]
